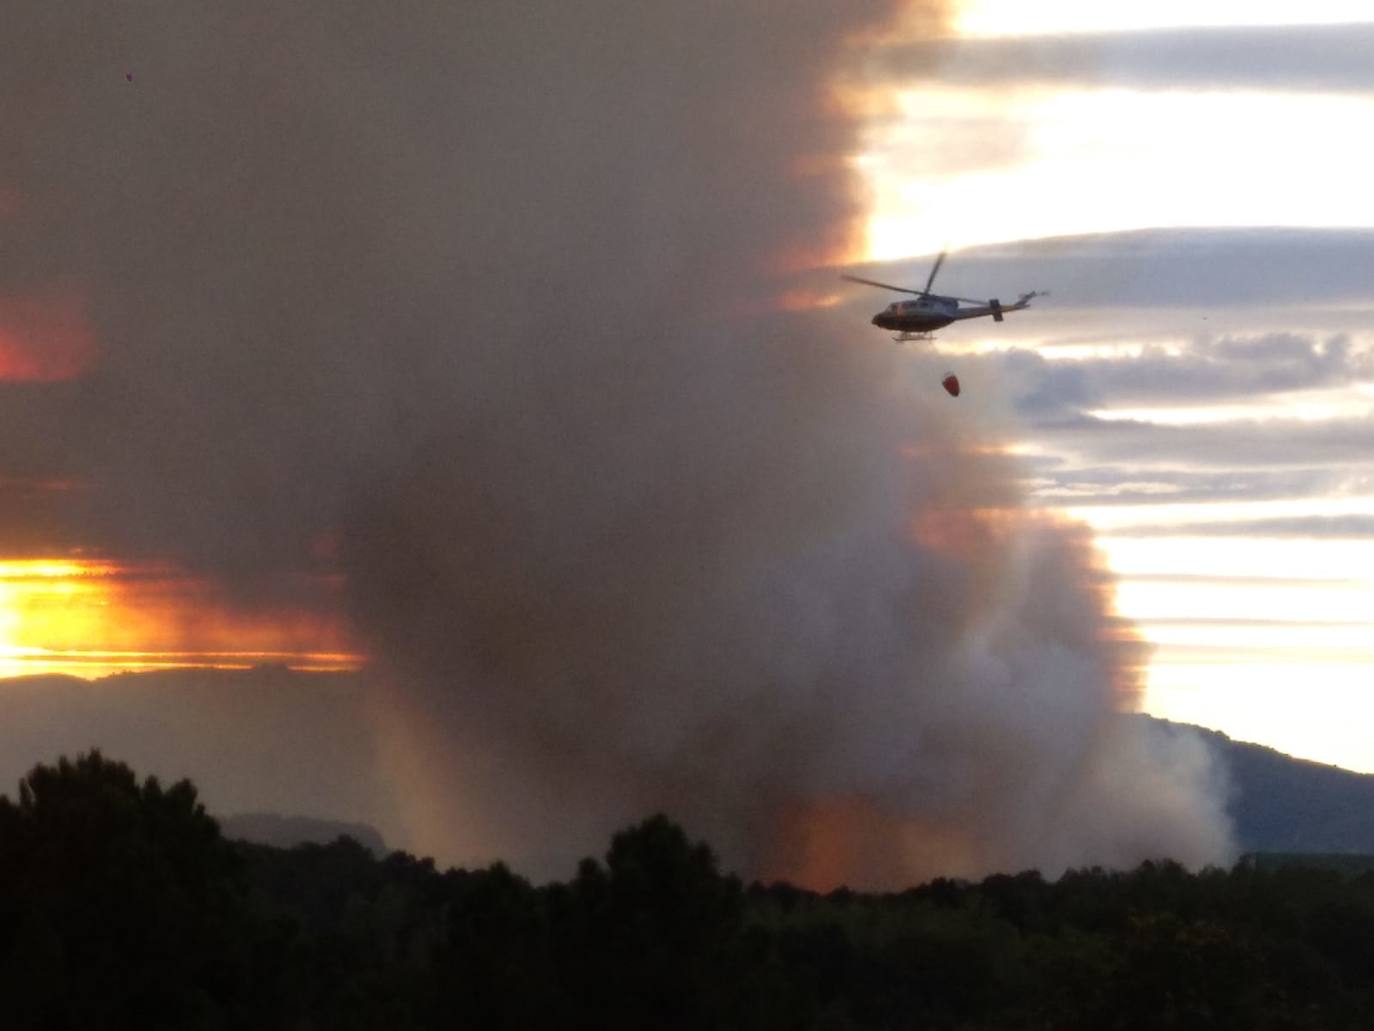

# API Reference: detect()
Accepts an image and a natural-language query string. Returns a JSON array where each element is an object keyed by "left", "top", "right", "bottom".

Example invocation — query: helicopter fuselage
[
  {"left": 843, "top": 255, "right": 1040, "bottom": 341},
  {"left": 871, "top": 296, "right": 959, "bottom": 333}
]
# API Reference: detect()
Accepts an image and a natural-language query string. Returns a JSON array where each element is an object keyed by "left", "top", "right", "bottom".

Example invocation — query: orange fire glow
[
  {"left": 0, "top": 558, "right": 363, "bottom": 679},
  {"left": 770, "top": 797, "right": 979, "bottom": 891},
  {"left": 911, "top": 504, "right": 1024, "bottom": 561},
  {"left": 0, "top": 287, "right": 97, "bottom": 382}
]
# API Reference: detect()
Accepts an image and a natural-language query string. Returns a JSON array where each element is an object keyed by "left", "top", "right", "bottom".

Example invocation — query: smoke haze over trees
[
  {"left": 3, "top": 3, "right": 1231, "bottom": 884},
  {"left": 3, "top": 671, "right": 1366, "bottom": 865}
]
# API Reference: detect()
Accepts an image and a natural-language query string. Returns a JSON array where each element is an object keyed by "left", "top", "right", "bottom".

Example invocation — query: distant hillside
[
  {"left": 1240, "top": 852, "right": 1374, "bottom": 875},
  {"left": 1142, "top": 715, "right": 1374, "bottom": 855}
]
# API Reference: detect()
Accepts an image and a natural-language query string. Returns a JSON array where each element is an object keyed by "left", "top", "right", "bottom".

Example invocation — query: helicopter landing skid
[{"left": 893, "top": 331, "right": 935, "bottom": 344}]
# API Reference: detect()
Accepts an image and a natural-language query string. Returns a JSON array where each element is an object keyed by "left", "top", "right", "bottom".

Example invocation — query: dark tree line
[{"left": 3, "top": 752, "right": 1374, "bottom": 1028}]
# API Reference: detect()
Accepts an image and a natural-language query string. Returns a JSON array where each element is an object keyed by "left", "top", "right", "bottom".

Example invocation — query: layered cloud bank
[
  {"left": 846, "top": 226, "right": 1374, "bottom": 773},
  {"left": 3, "top": 2, "right": 1231, "bottom": 885},
  {"left": 879, "top": 23, "right": 1374, "bottom": 93}
]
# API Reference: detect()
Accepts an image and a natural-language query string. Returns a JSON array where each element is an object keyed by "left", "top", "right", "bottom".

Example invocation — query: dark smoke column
[
  {"left": 2, "top": 2, "right": 1231, "bottom": 885},
  {"left": 331, "top": 4, "right": 1231, "bottom": 883},
  {"left": 339, "top": 0, "right": 954, "bottom": 876}
]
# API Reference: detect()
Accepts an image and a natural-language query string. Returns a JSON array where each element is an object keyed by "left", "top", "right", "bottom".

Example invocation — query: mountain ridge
[{"left": 1140, "top": 713, "right": 1374, "bottom": 855}]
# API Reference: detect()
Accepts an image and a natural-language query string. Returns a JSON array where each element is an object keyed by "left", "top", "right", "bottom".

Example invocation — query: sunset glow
[
  {"left": 861, "top": 87, "right": 1374, "bottom": 261},
  {"left": 0, "top": 559, "right": 362, "bottom": 679}
]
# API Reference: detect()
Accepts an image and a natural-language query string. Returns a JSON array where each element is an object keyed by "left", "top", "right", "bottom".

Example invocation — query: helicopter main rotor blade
[
  {"left": 947, "top": 289, "right": 1045, "bottom": 305},
  {"left": 922, "top": 250, "right": 947, "bottom": 295},
  {"left": 841, "top": 274, "right": 926, "bottom": 296}
]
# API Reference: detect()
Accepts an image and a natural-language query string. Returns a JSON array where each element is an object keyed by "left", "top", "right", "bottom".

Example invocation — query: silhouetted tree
[
  {"left": 7, "top": 755, "right": 1374, "bottom": 1029},
  {"left": 425, "top": 861, "right": 554, "bottom": 1029},
  {"left": 556, "top": 814, "right": 757, "bottom": 1027},
  {"left": 0, "top": 751, "right": 249, "bottom": 1029}
]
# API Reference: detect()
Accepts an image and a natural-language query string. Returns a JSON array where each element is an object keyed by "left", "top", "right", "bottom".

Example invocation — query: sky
[{"left": 846, "top": 0, "right": 1374, "bottom": 771}]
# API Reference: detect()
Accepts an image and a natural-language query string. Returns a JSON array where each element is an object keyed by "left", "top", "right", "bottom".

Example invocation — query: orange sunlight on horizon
[{"left": 0, "top": 558, "right": 364, "bottom": 679}]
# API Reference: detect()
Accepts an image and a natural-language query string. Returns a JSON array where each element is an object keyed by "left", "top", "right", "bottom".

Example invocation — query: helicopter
[{"left": 843, "top": 251, "right": 1043, "bottom": 342}]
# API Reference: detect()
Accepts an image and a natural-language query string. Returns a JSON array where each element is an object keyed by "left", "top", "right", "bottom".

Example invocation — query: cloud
[
  {"left": 1037, "top": 412, "right": 1374, "bottom": 469},
  {"left": 1131, "top": 617, "right": 1374, "bottom": 628},
  {"left": 1103, "top": 514, "right": 1374, "bottom": 538},
  {"left": 1025, "top": 465, "right": 1347, "bottom": 508},
  {"left": 1123, "top": 572, "right": 1366, "bottom": 587},
  {"left": 876, "top": 23, "right": 1374, "bottom": 93},
  {"left": 1000, "top": 334, "right": 1373, "bottom": 417}
]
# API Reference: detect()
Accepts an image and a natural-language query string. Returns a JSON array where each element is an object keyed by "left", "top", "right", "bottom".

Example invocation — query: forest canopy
[{"left": 0, "top": 752, "right": 1370, "bottom": 1029}]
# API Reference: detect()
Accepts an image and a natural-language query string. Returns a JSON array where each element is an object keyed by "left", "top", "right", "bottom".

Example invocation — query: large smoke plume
[{"left": 3, "top": 2, "right": 1232, "bottom": 885}]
